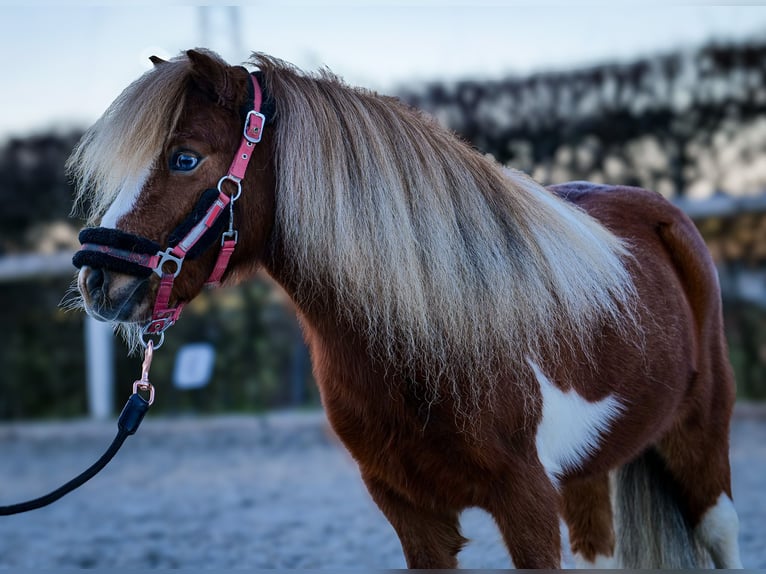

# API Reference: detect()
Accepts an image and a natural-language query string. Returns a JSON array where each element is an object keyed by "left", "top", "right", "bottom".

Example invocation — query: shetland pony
[{"left": 70, "top": 49, "right": 741, "bottom": 569}]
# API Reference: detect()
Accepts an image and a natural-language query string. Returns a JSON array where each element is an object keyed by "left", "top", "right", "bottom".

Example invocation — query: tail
[{"left": 613, "top": 448, "right": 708, "bottom": 568}]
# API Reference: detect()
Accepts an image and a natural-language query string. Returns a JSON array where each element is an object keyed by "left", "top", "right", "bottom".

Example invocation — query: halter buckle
[
  {"left": 244, "top": 111, "right": 266, "bottom": 143},
  {"left": 222, "top": 229, "right": 238, "bottom": 245},
  {"left": 153, "top": 248, "right": 184, "bottom": 278}
]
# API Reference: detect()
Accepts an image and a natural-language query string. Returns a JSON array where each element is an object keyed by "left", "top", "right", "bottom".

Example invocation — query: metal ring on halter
[
  {"left": 217, "top": 175, "right": 242, "bottom": 202},
  {"left": 140, "top": 326, "right": 165, "bottom": 350}
]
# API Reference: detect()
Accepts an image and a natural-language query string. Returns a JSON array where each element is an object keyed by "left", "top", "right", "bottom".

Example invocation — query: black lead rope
[
  {"left": 0, "top": 394, "right": 150, "bottom": 515},
  {"left": 0, "top": 342, "right": 156, "bottom": 516}
]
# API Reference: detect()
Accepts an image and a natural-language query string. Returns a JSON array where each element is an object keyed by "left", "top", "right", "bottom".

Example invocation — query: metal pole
[{"left": 84, "top": 315, "right": 114, "bottom": 419}]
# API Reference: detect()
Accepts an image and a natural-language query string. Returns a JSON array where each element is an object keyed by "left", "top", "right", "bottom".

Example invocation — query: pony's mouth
[{"left": 77, "top": 266, "right": 152, "bottom": 323}]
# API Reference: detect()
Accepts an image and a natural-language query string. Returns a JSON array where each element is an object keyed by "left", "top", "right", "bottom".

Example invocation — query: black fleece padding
[
  {"left": 74, "top": 228, "right": 159, "bottom": 276},
  {"left": 166, "top": 188, "right": 227, "bottom": 259},
  {"left": 78, "top": 227, "right": 161, "bottom": 254},
  {"left": 72, "top": 249, "right": 154, "bottom": 278}
]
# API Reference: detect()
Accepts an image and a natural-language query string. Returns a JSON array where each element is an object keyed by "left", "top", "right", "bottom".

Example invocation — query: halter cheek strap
[
  {"left": 73, "top": 73, "right": 267, "bottom": 345},
  {"left": 143, "top": 188, "right": 232, "bottom": 336}
]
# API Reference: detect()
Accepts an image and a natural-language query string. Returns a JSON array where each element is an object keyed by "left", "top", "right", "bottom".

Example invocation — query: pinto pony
[{"left": 70, "top": 49, "right": 741, "bottom": 569}]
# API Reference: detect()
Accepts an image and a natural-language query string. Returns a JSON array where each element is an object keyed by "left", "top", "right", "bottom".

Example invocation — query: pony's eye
[{"left": 170, "top": 151, "right": 200, "bottom": 172}]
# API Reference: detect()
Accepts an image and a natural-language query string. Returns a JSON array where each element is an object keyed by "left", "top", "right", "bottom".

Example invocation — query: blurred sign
[{"left": 173, "top": 343, "right": 215, "bottom": 390}]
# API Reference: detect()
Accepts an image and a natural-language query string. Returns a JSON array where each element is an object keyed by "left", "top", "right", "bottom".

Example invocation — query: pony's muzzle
[{"left": 78, "top": 265, "right": 151, "bottom": 323}]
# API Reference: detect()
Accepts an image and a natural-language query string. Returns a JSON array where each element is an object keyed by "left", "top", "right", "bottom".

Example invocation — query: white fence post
[{"left": 84, "top": 315, "right": 114, "bottom": 419}]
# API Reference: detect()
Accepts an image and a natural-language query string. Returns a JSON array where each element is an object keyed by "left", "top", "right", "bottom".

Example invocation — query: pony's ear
[
  {"left": 186, "top": 49, "right": 247, "bottom": 110},
  {"left": 149, "top": 55, "right": 167, "bottom": 66}
]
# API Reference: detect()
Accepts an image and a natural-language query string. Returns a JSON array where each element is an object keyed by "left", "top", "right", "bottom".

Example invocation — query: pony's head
[{"left": 69, "top": 50, "right": 275, "bottom": 343}]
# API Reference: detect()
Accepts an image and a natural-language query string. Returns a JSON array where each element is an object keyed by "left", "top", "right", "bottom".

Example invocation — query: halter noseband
[{"left": 73, "top": 72, "right": 267, "bottom": 347}]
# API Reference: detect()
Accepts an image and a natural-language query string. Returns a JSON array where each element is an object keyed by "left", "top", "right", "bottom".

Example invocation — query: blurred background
[{"left": 1, "top": 2, "right": 765, "bottom": 419}]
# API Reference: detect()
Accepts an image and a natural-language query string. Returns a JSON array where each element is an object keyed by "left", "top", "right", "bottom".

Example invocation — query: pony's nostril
[{"left": 86, "top": 267, "right": 107, "bottom": 294}]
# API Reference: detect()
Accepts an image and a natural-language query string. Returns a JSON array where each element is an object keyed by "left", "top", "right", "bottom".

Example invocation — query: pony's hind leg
[
  {"left": 655, "top": 331, "right": 742, "bottom": 568},
  {"left": 561, "top": 474, "right": 615, "bottom": 568},
  {"left": 696, "top": 493, "right": 743, "bottom": 569},
  {"left": 658, "top": 419, "right": 743, "bottom": 568},
  {"left": 362, "top": 475, "right": 467, "bottom": 568}
]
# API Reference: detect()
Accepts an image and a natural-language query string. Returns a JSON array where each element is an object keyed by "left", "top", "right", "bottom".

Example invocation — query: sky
[{"left": 1, "top": 3, "right": 765, "bottom": 140}]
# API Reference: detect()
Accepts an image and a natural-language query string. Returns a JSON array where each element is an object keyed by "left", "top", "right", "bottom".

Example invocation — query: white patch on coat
[
  {"left": 100, "top": 167, "right": 150, "bottom": 228},
  {"left": 529, "top": 360, "right": 623, "bottom": 485},
  {"left": 695, "top": 493, "right": 743, "bottom": 569},
  {"left": 573, "top": 552, "right": 615, "bottom": 569}
]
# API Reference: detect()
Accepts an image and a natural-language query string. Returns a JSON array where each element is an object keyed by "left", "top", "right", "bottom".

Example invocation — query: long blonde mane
[{"left": 254, "top": 54, "right": 638, "bottom": 415}]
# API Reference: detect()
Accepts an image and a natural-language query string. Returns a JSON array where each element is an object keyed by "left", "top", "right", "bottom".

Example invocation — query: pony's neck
[{"left": 256, "top": 57, "right": 637, "bottom": 409}]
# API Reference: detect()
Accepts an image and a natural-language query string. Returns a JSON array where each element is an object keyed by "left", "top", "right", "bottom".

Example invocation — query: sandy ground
[{"left": 0, "top": 404, "right": 764, "bottom": 569}]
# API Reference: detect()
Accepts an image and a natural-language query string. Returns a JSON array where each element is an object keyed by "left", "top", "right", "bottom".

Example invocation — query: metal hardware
[
  {"left": 140, "top": 340, "right": 154, "bottom": 380},
  {"left": 132, "top": 380, "right": 155, "bottom": 406},
  {"left": 222, "top": 189, "right": 239, "bottom": 246},
  {"left": 153, "top": 248, "right": 183, "bottom": 278},
  {"left": 222, "top": 229, "right": 238, "bottom": 245},
  {"left": 140, "top": 325, "right": 166, "bottom": 349},
  {"left": 130, "top": 340, "right": 155, "bottom": 405},
  {"left": 243, "top": 111, "right": 266, "bottom": 143},
  {"left": 217, "top": 174, "right": 243, "bottom": 202}
]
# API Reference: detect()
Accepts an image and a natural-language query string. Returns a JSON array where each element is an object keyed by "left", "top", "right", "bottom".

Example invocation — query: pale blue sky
[{"left": 1, "top": 3, "right": 765, "bottom": 139}]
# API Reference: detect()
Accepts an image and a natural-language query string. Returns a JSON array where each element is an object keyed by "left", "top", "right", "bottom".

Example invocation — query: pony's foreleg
[
  {"left": 561, "top": 473, "right": 615, "bottom": 568},
  {"left": 362, "top": 475, "right": 468, "bottom": 568},
  {"left": 486, "top": 464, "right": 562, "bottom": 568}
]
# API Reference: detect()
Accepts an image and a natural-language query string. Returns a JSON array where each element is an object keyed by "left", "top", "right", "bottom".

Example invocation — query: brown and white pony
[{"left": 70, "top": 49, "right": 741, "bottom": 569}]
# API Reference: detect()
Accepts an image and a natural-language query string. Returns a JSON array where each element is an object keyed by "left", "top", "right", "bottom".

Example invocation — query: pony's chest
[{"left": 322, "top": 390, "right": 512, "bottom": 507}]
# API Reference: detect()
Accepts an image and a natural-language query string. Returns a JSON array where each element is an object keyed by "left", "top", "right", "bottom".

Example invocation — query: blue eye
[{"left": 170, "top": 151, "right": 200, "bottom": 172}]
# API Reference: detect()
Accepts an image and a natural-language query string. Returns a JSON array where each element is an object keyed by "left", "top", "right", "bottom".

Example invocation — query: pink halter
[{"left": 146, "top": 74, "right": 266, "bottom": 344}]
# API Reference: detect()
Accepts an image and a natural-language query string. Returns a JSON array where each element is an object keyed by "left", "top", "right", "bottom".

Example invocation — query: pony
[{"left": 69, "top": 49, "right": 741, "bottom": 569}]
